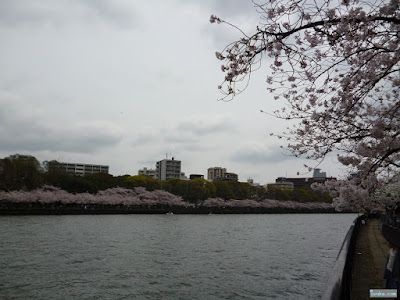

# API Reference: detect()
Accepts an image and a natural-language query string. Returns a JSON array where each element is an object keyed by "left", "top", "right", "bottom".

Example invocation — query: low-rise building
[
  {"left": 190, "top": 174, "right": 204, "bottom": 180},
  {"left": 225, "top": 172, "right": 238, "bottom": 181},
  {"left": 267, "top": 181, "right": 294, "bottom": 190},
  {"left": 274, "top": 169, "right": 335, "bottom": 190},
  {"left": 48, "top": 161, "right": 109, "bottom": 176},
  {"left": 313, "top": 168, "right": 327, "bottom": 178},
  {"left": 138, "top": 167, "right": 157, "bottom": 178}
]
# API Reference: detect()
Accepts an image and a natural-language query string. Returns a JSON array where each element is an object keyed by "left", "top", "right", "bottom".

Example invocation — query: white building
[
  {"left": 156, "top": 157, "right": 181, "bottom": 180},
  {"left": 49, "top": 161, "right": 109, "bottom": 176},
  {"left": 138, "top": 167, "right": 157, "bottom": 178}
]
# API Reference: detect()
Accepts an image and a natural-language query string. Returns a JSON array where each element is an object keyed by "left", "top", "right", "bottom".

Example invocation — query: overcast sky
[{"left": 0, "top": 0, "right": 345, "bottom": 184}]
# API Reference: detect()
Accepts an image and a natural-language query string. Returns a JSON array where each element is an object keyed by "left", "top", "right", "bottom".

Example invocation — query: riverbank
[
  {"left": 0, "top": 201, "right": 343, "bottom": 215},
  {"left": 351, "top": 218, "right": 390, "bottom": 299}
]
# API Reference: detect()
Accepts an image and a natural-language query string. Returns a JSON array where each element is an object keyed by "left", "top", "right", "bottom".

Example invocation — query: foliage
[
  {"left": 162, "top": 178, "right": 216, "bottom": 205},
  {"left": 261, "top": 186, "right": 332, "bottom": 203},
  {"left": 213, "top": 180, "right": 236, "bottom": 200},
  {"left": 211, "top": 0, "right": 400, "bottom": 211},
  {"left": 85, "top": 173, "right": 117, "bottom": 191},
  {"left": 0, "top": 157, "right": 42, "bottom": 191},
  {"left": 43, "top": 172, "right": 98, "bottom": 194}
]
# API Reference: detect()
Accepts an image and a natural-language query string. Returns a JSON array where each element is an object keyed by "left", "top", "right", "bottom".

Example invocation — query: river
[{"left": 0, "top": 213, "right": 356, "bottom": 299}]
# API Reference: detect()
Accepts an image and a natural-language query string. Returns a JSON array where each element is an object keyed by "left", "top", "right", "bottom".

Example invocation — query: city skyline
[
  {"left": 5, "top": 152, "right": 334, "bottom": 187},
  {"left": 0, "top": 0, "right": 344, "bottom": 184}
]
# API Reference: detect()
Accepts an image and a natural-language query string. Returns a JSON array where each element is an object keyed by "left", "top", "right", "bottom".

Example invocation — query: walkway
[{"left": 351, "top": 219, "right": 390, "bottom": 299}]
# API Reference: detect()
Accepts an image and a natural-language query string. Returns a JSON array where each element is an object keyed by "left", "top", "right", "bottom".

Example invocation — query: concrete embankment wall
[
  {"left": 0, "top": 201, "right": 340, "bottom": 215},
  {"left": 322, "top": 216, "right": 361, "bottom": 300}
]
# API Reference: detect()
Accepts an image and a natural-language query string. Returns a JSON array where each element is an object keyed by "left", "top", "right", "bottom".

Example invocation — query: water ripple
[{"left": 0, "top": 214, "right": 356, "bottom": 299}]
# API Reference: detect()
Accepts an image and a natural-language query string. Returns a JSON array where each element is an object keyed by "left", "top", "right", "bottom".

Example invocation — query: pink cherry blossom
[{"left": 211, "top": 0, "right": 400, "bottom": 212}]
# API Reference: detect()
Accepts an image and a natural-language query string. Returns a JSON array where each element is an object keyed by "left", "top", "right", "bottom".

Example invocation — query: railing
[
  {"left": 382, "top": 215, "right": 400, "bottom": 248},
  {"left": 321, "top": 216, "right": 362, "bottom": 300}
]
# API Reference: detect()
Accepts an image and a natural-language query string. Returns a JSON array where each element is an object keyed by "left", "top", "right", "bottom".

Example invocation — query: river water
[{"left": 0, "top": 213, "right": 356, "bottom": 299}]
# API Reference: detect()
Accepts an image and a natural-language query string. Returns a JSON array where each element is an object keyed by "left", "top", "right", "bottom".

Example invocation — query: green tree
[
  {"left": 184, "top": 178, "right": 216, "bottom": 206},
  {"left": 162, "top": 178, "right": 184, "bottom": 196},
  {"left": 143, "top": 177, "right": 161, "bottom": 191},
  {"left": 44, "top": 171, "right": 97, "bottom": 194},
  {"left": 85, "top": 173, "right": 116, "bottom": 192},
  {"left": 266, "top": 186, "right": 290, "bottom": 201},
  {"left": 214, "top": 180, "right": 235, "bottom": 200},
  {"left": 124, "top": 175, "right": 148, "bottom": 189},
  {"left": 227, "top": 181, "right": 257, "bottom": 200},
  {"left": 0, "top": 156, "right": 42, "bottom": 190},
  {"left": 254, "top": 186, "right": 269, "bottom": 200}
]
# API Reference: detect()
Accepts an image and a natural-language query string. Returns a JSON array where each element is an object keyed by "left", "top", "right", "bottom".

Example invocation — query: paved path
[{"left": 351, "top": 219, "right": 391, "bottom": 299}]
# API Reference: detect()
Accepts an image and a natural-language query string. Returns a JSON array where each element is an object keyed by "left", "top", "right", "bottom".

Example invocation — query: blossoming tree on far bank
[{"left": 211, "top": 0, "right": 400, "bottom": 211}]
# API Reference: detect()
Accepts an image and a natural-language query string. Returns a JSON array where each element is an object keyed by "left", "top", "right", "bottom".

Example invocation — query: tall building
[
  {"left": 138, "top": 167, "right": 157, "bottom": 178},
  {"left": 156, "top": 157, "right": 181, "bottom": 180},
  {"left": 207, "top": 167, "right": 227, "bottom": 181},
  {"left": 48, "top": 161, "right": 109, "bottom": 176}
]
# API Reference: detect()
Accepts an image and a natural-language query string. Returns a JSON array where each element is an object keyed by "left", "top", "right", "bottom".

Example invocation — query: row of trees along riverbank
[{"left": 0, "top": 156, "right": 332, "bottom": 206}]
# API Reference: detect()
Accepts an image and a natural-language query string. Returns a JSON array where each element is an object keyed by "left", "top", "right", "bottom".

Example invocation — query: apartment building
[
  {"left": 156, "top": 157, "right": 181, "bottom": 180},
  {"left": 207, "top": 167, "right": 227, "bottom": 181},
  {"left": 225, "top": 172, "right": 238, "bottom": 181}
]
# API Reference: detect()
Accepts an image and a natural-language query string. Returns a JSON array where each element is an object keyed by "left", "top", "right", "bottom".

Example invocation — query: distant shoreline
[{"left": 0, "top": 202, "right": 351, "bottom": 215}]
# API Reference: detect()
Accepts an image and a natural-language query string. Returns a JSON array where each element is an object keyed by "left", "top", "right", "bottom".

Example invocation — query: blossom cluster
[
  {"left": 0, "top": 185, "right": 191, "bottom": 207},
  {"left": 202, "top": 197, "right": 332, "bottom": 210},
  {"left": 0, "top": 185, "right": 333, "bottom": 210},
  {"left": 211, "top": 0, "right": 400, "bottom": 211}
]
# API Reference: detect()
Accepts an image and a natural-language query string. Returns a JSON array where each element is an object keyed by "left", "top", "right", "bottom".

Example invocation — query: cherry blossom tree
[
  {"left": 202, "top": 197, "right": 332, "bottom": 210},
  {"left": 0, "top": 186, "right": 190, "bottom": 207},
  {"left": 211, "top": 0, "right": 400, "bottom": 211}
]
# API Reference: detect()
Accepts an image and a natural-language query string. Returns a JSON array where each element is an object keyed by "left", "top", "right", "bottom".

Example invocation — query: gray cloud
[
  {"left": 181, "top": 143, "right": 215, "bottom": 152},
  {"left": 1, "top": 124, "right": 120, "bottom": 153},
  {"left": 209, "top": 0, "right": 257, "bottom": 18},
  {"left": 0, "top": 0, "right": 346, "bottom": 182},
  {"left": 231, "top": 146, "right": 298, "bottom": 165},
  {"left": 177, "top": 114, "right": 238, "bottom": 136},
  {"left": 132, "top": 133, "right": 157, "bottom": 146},
  {"left": 132, "top": 113, "right": 237, "bottom": 147},
  {"left": 179, "top": 0, "right": 256, "bottom": 19},
  {"left": 177, "top": 120, "right": 231, "bottom": 136},
  {"left": 163, "top": 134, "right": 198, "bottom": 144},
  {"left": 0, "top": 95, "right": 121, "bottom": 153},
  {"left": 0, "top": 0, "right": 138, "bottom": 29}
]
